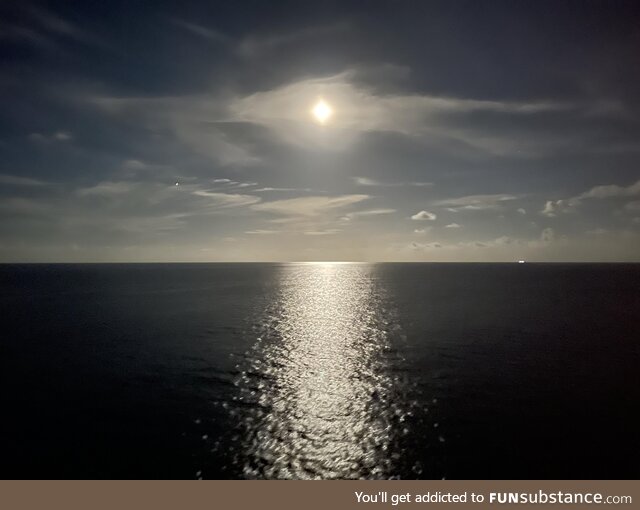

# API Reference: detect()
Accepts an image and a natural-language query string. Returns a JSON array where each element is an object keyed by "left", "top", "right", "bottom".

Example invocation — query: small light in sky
[
  {"left": 175, "top": 182, "right": 179, "bottom": 186},
  {"left": 311, "top": 99, "right": 333, "bottom": 124}
]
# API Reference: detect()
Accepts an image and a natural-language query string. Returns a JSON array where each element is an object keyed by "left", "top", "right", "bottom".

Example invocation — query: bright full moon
[{"left": 311, "top": 99, "right": 333, "bottom": 124}]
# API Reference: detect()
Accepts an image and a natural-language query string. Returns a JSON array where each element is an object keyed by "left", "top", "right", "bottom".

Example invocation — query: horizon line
[{"left": 1, "top": 261, "right": 638, "bottom": 265}]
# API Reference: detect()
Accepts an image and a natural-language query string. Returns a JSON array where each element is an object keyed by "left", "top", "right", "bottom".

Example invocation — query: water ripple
[{"left": 233, "top": 263, "right": 411, "bottom": 479}]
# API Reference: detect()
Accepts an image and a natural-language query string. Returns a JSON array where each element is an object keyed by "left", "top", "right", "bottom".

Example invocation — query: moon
[{"left": 311, "top": 99, "right": 333, "bottom": 124}]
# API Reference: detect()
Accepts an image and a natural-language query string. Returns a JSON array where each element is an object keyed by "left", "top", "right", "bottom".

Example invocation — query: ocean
[{"left": 0, "top": 263, "right": 638, "bottom": 479}]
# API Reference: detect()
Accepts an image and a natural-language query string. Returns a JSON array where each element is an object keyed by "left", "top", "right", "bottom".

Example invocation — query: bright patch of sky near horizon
[{"left": 0, "top": 0, "right": 639, "bottom": 261}]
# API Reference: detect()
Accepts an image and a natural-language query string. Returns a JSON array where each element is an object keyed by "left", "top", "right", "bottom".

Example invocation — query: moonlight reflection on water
[{"left": 235, "top": 263, "right": 412, "bottom": 479}]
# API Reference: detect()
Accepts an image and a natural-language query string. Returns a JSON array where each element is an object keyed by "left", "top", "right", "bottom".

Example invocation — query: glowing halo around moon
[{"left": 311, "top": 99, "right": 333, "bottom": 124}]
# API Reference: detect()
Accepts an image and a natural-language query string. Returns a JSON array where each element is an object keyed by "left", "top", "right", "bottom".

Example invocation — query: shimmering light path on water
[{"left": 235, "top": 263, "right": 414, "bottom": 479}]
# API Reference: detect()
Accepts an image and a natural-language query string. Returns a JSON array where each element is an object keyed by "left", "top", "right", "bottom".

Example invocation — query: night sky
[{"left": 1, "top": 0, "right": 639, "bottom": 261}]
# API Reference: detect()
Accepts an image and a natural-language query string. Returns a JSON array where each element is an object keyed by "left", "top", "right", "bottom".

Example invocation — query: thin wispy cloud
[
  {"left": 253, "top": 187, "right": 315, "bottom": 192},
  {"left": 342, "top": 208, "right": 396, "bottom": 220},
  {"left": 122, "top": 159, "right": 148, "bottom": 171},
  {"left": 303, "top": 229, "right": 342, "bottom": 236},
  {"left": 169, "top": 18, "right": 229, "bottom": 44},
  {"left": 191, "top": 190, "right": 261, "bottom": 208},
  {"left": 1, "top": 5, "right": 109, "bottom": 51},
  {"left": 0, "top": 174, "right": 49, "bottom": 187},
  {"left": 434, "top": 194, "right": 519, "bottom": 212},
  {"left": 353, "top": 177, "right": 432, "bottom": 187},
  {"left": 28, "top": 131, "right": 73, "bottom": 143},
  {"left": 251, "top": 195, "right": 369, "bottom": 217},
  {"left": 236, "top": 22, "right": 350, "bottom": 58},
  {"left": 245, "top": 229, "right": 279, "bottom": 235},
  {"left": 77, "top": 181, "right": 134, "bottom": 196}
]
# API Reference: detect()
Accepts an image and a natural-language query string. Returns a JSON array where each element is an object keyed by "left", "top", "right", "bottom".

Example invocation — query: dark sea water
[{"left": 0, "top": 263, "right": 639, "bottom": 479}]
